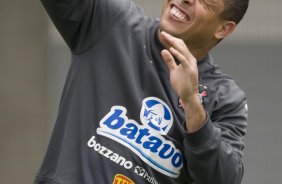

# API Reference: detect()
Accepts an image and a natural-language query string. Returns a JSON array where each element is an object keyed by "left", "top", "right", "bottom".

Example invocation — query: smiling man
[{"left": 35, "top": 0, "right": 249, "bottom": 183}]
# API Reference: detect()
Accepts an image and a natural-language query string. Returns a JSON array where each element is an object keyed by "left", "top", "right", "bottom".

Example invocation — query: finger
[
  {"left": 160, "top": 31, "right": 193, "bottom": 58},
  {"left": 160, "top": 31, "right": 182, "bottom": 50},
  {"left": 170, "top": 46, "right": 198, "bottom": 77},
  {"left": 160, "top": 31, "right": 177, "bottom": 42},
  {"left": 169, "top": 47, "right": 189, "bottom": 67},
  {"left": 161, "top": 49, "right": 177, "bottom": 72}
]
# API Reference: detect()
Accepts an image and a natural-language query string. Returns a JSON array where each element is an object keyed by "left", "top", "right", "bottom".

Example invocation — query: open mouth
[{"left": 170, "top": 4, "right": 190, "bottom": 22}]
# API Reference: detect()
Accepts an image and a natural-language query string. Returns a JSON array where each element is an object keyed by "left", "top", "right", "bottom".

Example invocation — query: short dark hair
[{"left": 220, "top": 0, "right": 249, "bottom": 24}]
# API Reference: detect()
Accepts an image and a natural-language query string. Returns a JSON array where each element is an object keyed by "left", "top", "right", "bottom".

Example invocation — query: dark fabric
[{"left": 35, "top": 0, "right": 247, "bottom": 183}]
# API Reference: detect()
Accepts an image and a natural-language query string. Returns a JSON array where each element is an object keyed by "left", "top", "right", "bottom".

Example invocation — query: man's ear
[{"left": 214, "top": 21, "right": 236, "bottom": 39}]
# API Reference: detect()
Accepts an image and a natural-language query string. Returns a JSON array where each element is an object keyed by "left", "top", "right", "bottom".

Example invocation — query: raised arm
[
  {"left": 160, "top": 31, "right": 247, "bottom": 184},
  {"left": 41, "top": 0, "right": 92, "bottom": 51},
  {"left": 41, "top": 0, "right": 130, "bottom": 53}
]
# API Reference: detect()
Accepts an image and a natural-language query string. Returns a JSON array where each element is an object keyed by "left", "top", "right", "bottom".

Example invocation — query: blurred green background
[{"left": 0, "top": 0, "right": 281, "bottom": 183}]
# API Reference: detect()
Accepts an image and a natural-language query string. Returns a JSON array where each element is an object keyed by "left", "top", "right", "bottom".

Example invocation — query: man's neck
[{"left": 188, "top": 46, "right": 209, "bottom": 61}]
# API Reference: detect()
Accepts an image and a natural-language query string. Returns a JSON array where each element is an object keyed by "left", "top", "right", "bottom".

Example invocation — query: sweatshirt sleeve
[
  {"left": 41, "top": 0, "right": 130, "bottom": 53},
  {"left": 183, "top": 82, "right": 248, "bottom": 184}
]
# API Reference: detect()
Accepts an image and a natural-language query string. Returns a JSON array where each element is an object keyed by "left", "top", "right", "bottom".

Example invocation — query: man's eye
[{"left": 200, "top": 0, "right": 217, "bottom": 11}]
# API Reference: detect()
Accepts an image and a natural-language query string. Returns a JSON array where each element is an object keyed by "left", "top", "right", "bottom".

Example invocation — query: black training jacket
[{"left": 35, "top": 0, "right": 248, "bottom": 183}]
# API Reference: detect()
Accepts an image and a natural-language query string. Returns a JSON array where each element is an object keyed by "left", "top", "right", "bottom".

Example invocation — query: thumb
[{"left": 161, "top": 49, "right": 177, "bottom": 72}]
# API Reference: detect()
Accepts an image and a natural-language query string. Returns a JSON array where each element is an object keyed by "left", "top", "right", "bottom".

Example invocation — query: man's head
[
  {"left": 159, "top": 0, "right": 249, "bottom": 51},
  {"left": 219, "top": 0, "right": 249, "bottom": 25}
]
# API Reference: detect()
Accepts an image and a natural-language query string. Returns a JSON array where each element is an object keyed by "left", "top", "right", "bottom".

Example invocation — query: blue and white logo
[
  {"left": 96, "top": 97, "right": 183, "bottom": 178},
  {"left": 140, "top": 97, "right": 173, "bottom": 135}
]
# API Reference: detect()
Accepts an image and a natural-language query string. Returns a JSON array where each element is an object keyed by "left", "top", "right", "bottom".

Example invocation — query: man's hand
[
  {"left": 159, "top": 31, "right": 199, "bottom": 104},
  {"left": 159, "top": 31, "right": 206, "bottom": 133}
]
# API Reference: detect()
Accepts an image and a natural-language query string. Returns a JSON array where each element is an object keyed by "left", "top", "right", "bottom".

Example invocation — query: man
[{"left": 35, "top": 0, "right": 249, "bottom": 183}]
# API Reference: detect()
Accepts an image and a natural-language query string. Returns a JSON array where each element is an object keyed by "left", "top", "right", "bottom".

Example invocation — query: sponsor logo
[
  {"left": 88, "top": 136, "right": 133, "bottom": 170},
  {"left": 134, "top": 165, "right": 146, "bottom": 177},
  {"left": 113, "top": 174, "right": 135, "bottom": 184},
  {"left": 198, "top": 84, "right": 208, "bottom": 106},
  {"left": 140, "top": 97, "right": 173, "bottom": 135},
  {"left": 178, "top": 84, "right": 208, "bottom": 108},
  {"left": 97, "top": 97, "right": 183, "bottom": 178},
  {"left": 134, "top": 166, "right": 159, "bottom": 184},
  {"left": 87, "top": 136, "right": 160, "bottom": 184}
]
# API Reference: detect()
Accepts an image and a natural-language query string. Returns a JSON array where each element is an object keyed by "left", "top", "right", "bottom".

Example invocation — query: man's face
[{"left": 160, "top": 0, "right": 225, "bottom": 45}]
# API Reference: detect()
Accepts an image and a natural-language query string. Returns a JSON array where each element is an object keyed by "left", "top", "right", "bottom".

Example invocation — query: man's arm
[
  {"left": 41, "top": 0, "right": 92, "bottom": 51},
  {"left": 160, "top": 31, "right": 206, "bottom": 133},
  {"left": 41, "top": 0, "right": 130, "bottom": 53},
  {"left": 160, "top": 31, "right": 247, "bottom": 184},
  {"left": 183, "top": 95, "right": 247, "bottom": 184}
]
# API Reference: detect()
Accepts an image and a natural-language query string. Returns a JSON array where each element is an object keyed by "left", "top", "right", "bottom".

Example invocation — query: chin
[
  {"left": 160, "top": 19, "right": 176, "bottom": 34},
  {"left": 160, "top": 23, "right": 184, "bottom": 40},
  {"left": 160, "top": 14, "right": 188, "bottom": 36}
]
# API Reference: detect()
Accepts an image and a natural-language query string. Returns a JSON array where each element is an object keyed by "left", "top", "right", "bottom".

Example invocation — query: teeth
[{"left": 171, "top": 6, "right": 188, "bottom": 21}]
